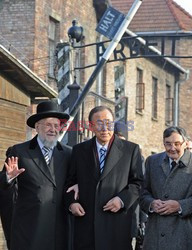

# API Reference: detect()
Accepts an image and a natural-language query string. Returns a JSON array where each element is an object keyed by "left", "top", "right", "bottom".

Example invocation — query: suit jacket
[
  {"left": 140, "top": 150, "right": 192, "bottom": 250},
  {"left": 0, "top": 135, "right": 71, "bottom": 250},
  {"left": 66, "top": 135, "right": 143, "bottom": 250}
]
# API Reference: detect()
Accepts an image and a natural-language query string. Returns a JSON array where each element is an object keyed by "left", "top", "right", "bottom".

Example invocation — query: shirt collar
[
  {"left": 37, "top": 136, "right": 54, "bottom": 151},
  {"left": 169, "top": 153, "right": 184, "bottom": 167},
  {"left": 96, "top": 139, "right": 108, "bottom": 153}
]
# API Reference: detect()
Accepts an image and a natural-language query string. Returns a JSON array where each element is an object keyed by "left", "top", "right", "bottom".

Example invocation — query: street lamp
[{"left": 68, "top": 19, "right": 84, "bottom": 44}]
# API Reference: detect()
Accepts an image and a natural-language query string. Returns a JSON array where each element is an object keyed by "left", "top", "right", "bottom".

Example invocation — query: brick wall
[
  {"left": 177, "top": 37, "right": 192, "bottom": 137},
  {"left": 0, "top": 0, "right": 35, "bottom": 66}
]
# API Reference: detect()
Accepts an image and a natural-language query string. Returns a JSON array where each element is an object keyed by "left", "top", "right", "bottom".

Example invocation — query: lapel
[
  {"left": 28, "top": 135, "right": 57, "bottom": 186},
  {"left": 161, "top": 150, "right": 191, "bottom": 177},
  {"left": 50, "top": 143, "right": 66, "bottom": 185},
  {"left": 85, "top": 138, "right": 101, "bottom": 181},
  {"left": 100, "top": 135, "right": 123, "bottom": 181},
  {"left": 178, "top": 150, "right": 191, "bottom": 170},
  {"left": 161, "top": 154, "right": 170, "bottom": 177}
]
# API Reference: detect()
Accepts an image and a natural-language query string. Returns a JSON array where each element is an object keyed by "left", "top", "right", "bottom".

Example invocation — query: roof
[
  {"left": 0, "top": 45, "right": 57, "bottom": 99},
  {"left": 110, "top": 0, "right": 192, "bottom": 33}
]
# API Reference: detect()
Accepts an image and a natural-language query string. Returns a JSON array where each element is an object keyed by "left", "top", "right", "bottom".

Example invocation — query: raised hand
[{"left": 5, "top": 157, "right": 25, "bottom": 180}]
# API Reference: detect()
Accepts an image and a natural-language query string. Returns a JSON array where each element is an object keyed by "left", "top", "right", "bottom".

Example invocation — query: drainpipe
[{"left": 174, "top": 70, "right": 190, "bottom": 126}]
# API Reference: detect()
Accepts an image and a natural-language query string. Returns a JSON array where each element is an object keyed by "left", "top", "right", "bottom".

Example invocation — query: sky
[{"left": 174, "top": 0, "right": 192, "bottom": 15}]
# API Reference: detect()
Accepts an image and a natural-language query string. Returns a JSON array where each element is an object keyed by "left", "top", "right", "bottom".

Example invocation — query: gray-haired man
[{"left": 140, "top": 126, "right": 192, "bottom": 250}]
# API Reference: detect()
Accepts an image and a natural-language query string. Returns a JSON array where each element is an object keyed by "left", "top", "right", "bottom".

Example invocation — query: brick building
[
  {"left": 111, "top": 0, "right": 192, "bottom": 137},
  {"left": 0, "top": 0, "right": 190, "bottom": 152},
  {"left": 0, "top": 0, "right": 191, "bottom": 247}
]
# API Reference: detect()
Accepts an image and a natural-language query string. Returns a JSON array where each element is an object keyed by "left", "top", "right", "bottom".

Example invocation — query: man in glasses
[
  {"left": 65, "top": 106, "right": 143, "bottom": 250},
  {"left": 140, "top": 126, "right": 192, "bottom": 250},
  {"left": 0, "top": 100, "right": 71, "bottom": 250}
]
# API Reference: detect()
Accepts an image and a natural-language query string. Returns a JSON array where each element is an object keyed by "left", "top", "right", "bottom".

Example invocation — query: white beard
[{"left": 39, "top": 135, "right": 58, "bottom": 148}]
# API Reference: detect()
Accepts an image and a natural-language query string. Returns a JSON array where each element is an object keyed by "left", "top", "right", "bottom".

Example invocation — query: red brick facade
[{"left": 0, "top": 0, "right": 190, "bottom": 248}]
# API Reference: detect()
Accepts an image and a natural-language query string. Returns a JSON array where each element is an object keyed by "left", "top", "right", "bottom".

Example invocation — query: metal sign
[
  {"left": 58, "top": 0, "right": 143, "bottom": 141},
  {"left": 56, "top": 42, "right": 70, "bottom": 105},
  {"left": 96, "top": 6, "right": 124, "bottom": 39},
  {"left": 95, "top": 35, "right": 192, "bottom": 64}
]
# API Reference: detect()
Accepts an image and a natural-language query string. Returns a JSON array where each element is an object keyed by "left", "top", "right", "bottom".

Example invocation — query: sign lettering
[
  {"left": 96, "top": 6, "right": 124, "bottom": 39},
  {"left": 96, "top": 36, "right": 190, "bottom": 63}
]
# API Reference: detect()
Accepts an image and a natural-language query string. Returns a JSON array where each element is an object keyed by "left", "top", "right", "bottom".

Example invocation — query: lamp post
[
  {"left": 56, "top": 20, "right": 83, "bottom": 145},
  {"left": 63, "top": 20, "right": 83, "bottom": 146},
  {"left": 68, "top": 19, "right": 84, "bottom": 44}
]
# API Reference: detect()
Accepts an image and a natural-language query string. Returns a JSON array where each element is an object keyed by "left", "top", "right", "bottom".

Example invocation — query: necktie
[
  {"left": 171, "top": 161, "right": 176, "bottom": 170},
  {"left": 99, "top": 147, "right": 107, "bottom": 173},
  {"left": 42, "top": 146, "right": 51, "bottom": 165}
]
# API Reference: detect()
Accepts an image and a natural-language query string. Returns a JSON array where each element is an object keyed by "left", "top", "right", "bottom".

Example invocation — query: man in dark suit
[
  {"left": 0, "top": 100, "right": 71, "bottom": 250},
  {"left": 66, "top": 106, "right": 143, "bottom": 250},
  {"left": 140, "top": 126, "right": 192, "bottom": 250}
]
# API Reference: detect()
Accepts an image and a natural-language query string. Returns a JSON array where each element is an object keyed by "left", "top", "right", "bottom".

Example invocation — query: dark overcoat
[
  {"left": 0, "top": 184, "right": 15, "bottom": 249},
  {"left": 140, "top": 150, "right": 192, "bottom": 250},
  {"left": 66, "top": 135, "right": 143, "bottom": 250},
  {"left": 0, "top": 135, "right": 71, "bottom": 250}
]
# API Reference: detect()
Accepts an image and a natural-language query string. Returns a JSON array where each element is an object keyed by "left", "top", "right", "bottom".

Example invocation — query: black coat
[
  {"left": 0, "top": 136, "right": 71, "bottom": 250},
  {"left": 66, "top": 135, "right": 143, "bottom": 250},
  {"left": 0, "top": 185, "right": 16, "bottom": 249}
]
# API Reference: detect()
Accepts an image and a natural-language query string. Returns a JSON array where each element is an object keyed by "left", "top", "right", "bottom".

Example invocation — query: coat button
[
  {"left": 161, "top": 233, "right": 165, "bottom": 237},
  {"left": 164, "top": 194, "right": 169, "bottom": 198}
]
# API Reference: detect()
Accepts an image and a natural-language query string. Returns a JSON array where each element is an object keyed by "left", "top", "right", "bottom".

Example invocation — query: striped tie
[
  {"left": 43, "top": 146, "right": 51, "bottom": 165},
  {"left": 99, "top": 147, "right": 106, "bottom": 173}
]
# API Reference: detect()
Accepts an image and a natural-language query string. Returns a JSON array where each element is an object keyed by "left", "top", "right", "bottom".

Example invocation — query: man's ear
[
  {"left": 88, "top": 121, "right": 94, "bottom": 133},
  {"left": 35, "top": 122, "right": 39, "bottom": 131}
]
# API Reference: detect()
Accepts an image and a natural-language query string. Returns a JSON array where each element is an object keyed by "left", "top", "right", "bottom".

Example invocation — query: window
[
  {"left": 136, "top": 68, "right": 145, "bottom": 112},
  {"left": 48, "top": 18, "right": 59, "bottom": 77},
  {"left": 152, "top": 77, "right": 158, "bottom": 119},
  {"left": 165, "top": 83, "right": 173, "bottom": 124}
]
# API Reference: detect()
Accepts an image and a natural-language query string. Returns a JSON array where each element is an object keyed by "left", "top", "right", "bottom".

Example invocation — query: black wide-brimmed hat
[{"left": 27, "top": 100, "right": 69, "bottom": 128}]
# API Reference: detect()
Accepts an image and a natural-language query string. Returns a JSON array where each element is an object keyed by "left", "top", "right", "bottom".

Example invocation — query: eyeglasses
[
  {"left": 164, "top": 141, "right": 185, "bottom": 148},
  {"left": 95, "top": 120, "right": 114, "bottom": 131},
  {"left": 38, "top": 122, "right": 60, "bottom": 130}
]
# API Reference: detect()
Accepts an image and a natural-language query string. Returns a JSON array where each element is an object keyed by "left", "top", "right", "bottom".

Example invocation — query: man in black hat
[{"left": 0, "top": 100, "right": 71, "bottom": 250}]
